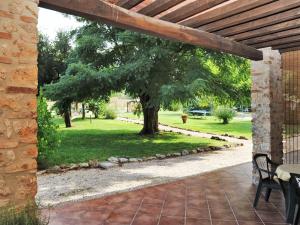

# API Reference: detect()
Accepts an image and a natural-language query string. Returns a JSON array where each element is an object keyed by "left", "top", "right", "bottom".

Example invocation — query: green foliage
[
  {"left": 0, "top": 203, "right": 48, "bottom": 225},
  {"left": 214, "top": 106, "right": 236, "bottom": 124},
  {"left": 38, "top": 32, "right": 72, "bottom": 88},
  {"left": 43, "top": 22, "right": 251, "bottom": 134},
  {"left": 164, "top": 101, "right": 182, "bottom": 112},
  {"left": 133, "top": 102, "right": 142, "bottom": 118},
  {"left": 103, "top": 107, "right": 117, "bottom": 120},
  {"left": 37, "top": 92, "right": 60, "bottom": 169},
  {"left": 87, "top": 99, "right": 106, "bottom": 118}
]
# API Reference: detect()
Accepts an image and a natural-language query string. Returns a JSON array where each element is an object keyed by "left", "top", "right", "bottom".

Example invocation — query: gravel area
[
  {"left": 37, "top": 118, "right": 252, "bottom": 207},
  {"left": 37, "top": 141, "right": 251, "bottom": 207}
]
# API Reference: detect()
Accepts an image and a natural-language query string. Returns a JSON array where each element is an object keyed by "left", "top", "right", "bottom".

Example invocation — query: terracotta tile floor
[{"left": 45, "top": 163, "right": 289, "bottom": 225}]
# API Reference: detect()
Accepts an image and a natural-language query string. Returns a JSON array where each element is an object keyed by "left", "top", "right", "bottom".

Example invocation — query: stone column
[
  {"left": 251, "top": 47, "right": 283, "bottom": 184},
  {"left": 0, "top": 0, "right": 39, "bottom": 207}
]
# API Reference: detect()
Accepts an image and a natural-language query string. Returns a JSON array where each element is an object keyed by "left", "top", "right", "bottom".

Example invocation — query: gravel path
[{"left": 36, "top": 120, "right": 252, "bottom": 207}]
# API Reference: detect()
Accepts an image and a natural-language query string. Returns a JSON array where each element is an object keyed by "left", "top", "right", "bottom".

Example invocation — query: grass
[
  {"left": 0, "top": 203, "right": 48, "bottom": 225},
  {"left": 47, "top": 118, "right": 226, "bottom": 167},
  {"left": 122, "top": 111, "right": 252, "bottom": 139}
]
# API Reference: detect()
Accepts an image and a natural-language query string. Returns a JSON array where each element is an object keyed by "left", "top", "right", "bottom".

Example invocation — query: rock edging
[{"left": 41, "top": 143, "right": 244, "bottom": 174}]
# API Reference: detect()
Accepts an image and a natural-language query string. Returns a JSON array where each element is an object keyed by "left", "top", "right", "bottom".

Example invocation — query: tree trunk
[
  {"left": 64, "top": 111, "right": 72, "bottom": 128},
  {"left": 223, "top": 118, "right": 229, "bottom": 124},
  {"left": 139, "top": 95, "right": 159, "bottom": 135},
  {"left": 82, "top": 103, "right": 86, "bottom": 120}
]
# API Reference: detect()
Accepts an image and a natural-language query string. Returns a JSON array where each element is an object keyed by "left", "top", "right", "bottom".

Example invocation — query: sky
[{"left": 38, "top": 8, "right": 82, "bottom": 40}]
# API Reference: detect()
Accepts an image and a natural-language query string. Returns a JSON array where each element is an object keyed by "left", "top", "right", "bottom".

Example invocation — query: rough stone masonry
[
  {"left": 0, "top": 0, "right": 39, "bottom": 207},
  {"left": 251, "top": 48, "right": 284, "bottom": 183}
]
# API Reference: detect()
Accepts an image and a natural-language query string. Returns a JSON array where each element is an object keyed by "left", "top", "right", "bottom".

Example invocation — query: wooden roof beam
[
  {"left": 115, "top": 0, "right": 144, "bottom": 9},
  {"left": 159, "top": 0, "right": 228, "bottom": 23},
  {"left": 217, "top": 6, "right": 300, "bottom": 37},
  {"left": 137, "top": 0, "right": 185, "bottom": 17},
  {"left": 280, "top": 46, "right": 300, "bottom": 53},
  {"left": 38, "top": 0, "right": 262, "bottom": 60},
  {"left": 179, "top": 0, "right": 277, "bottom": 28},
  {"left": 251, "top": 35, "right": 300, "bottom": 49},
  {"left": 201, "top": 0, "right": 300, "bottom": 33},
  {"left": 230, "top": 18, "right": 300, "bottom": 41},
  {"left": 242, "top": 28, "right": 300, "bottom": 46},
  {"left": 273, "top": 41, "right": 300, "bottom": 50}
]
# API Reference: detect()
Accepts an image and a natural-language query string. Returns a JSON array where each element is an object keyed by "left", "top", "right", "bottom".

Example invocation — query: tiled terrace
[{"left": 46, "top": 162, "right": 287, "bottom": 225}]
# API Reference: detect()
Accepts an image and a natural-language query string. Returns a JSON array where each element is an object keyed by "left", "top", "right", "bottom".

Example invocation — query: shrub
[
  {"left": 0, "top": 203, "right": 48, "bottom": 225},
  {"left": 166, "top": 102, "right": 182, "bottom": 112},
  {"left": 214, "top": 106, "right": 236, "bottom": 124},
  {"left": 133, "top": 103, "right": 142, "bottom": 118},
  {"left": 104, "top": 107, "right": 117, "bottom": 119},
  {"left": 87, "top": 99, "right": 106, "bottom": 119},
  {"left": 37, "top": 92, "right": 60, "bottom": 169}
]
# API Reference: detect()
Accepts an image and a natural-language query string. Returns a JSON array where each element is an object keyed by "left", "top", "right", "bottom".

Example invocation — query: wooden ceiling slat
[
  {"left": 201, "top": 0, "right": 300, "bottom": 33},
  {"left": 138, "top": 0, "right": 185, "bottom": 17},
  {"left": 217, "top": 7, "right": 300, "bottom": 37},
  {"left": 159, "top": 0, "right": 228, "bottom": 23},
  {"left": 38, "top": 0, "right": 263, "bottom": 60},
  {"left": 230, "top": 18, "right": 300, "bottom": 41},
  {"left": 251, "top": 35, "right": 300, "bottom": 49},
  {"left": 280, "top": 46, "right": 300, "bottom": 53},
  {"left": 242, "top": 28, "right": 300, "bottom": 46},
  {"left": 116, "top": 0, "right": 144, "bottom": 9},
  {"left": 179, "top": 0, "right": 276, "bottom": 28},
  {"left": 273, "top": 41, "right": 300, "bottom": 50}
]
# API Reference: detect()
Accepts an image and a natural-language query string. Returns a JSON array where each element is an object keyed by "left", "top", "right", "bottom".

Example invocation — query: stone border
[{"left": 41, "top": 142, "right": 244, "bottom": 174}]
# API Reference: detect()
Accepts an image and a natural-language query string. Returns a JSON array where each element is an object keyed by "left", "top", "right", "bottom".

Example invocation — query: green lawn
[
  {"left": 48, "top": 118, "right": 225, "bottom": 166},
  {"left": 122, "top": 111, "right": 252, "bottom": 139}
]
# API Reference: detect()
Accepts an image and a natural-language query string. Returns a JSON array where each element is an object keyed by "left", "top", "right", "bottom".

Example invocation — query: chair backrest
[
  {"left": 253, "top": 153, "right": 272, "bottom": 180},
  {"left": 290, "top": 173, "right": 300, "bottom": 198}
]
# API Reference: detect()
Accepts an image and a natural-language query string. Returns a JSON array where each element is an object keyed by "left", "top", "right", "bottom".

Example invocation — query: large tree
[
  {"left": 38, "top": 31, "right": 73, "bottom": 127},
  {"left": 45, "top": 22, "right": 250, "bottom": 134}
]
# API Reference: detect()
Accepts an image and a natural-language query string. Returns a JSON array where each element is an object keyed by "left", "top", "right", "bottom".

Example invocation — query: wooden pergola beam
[
  {"left": 201, "top": 0, "right": 300, "bottom": 33},
  {"left": 243, "top": 28, "right": 300, "bottom": 46},
  {"left": 159, "top": 0, "right": 228, "bottom": 23},
  {"left": 38, "top": 0, "right": 263, "bottom": 60},
  {"left": 217, "top": 7, "right": 300, "bottom": 37},
  {"left": 179, "top": 0, "right": 276, "bottom": 28},
  {"left": 116, "top": 0, "right": 144, "bottom": 9},
  {"left": 138, "top": 0, "right": 185, "bottom": 17},
  {"left": 252, "top": 35, "right": 300, "bottom": 49},
  {"left": 273, "top": 41, "right": 300, "bottom": 50},
  {"left": 230, "top": 18, "right": 300, "bottom": 41},
  {"left": 280, "top": 46, "right": 300, "bottom": 53}
]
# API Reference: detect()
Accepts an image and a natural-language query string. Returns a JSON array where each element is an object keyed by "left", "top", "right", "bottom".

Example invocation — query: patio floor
[{"left": 46, "top": 162, "right": 288, "bottom": 225}]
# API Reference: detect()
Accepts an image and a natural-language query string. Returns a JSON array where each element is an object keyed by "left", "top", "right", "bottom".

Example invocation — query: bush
[
  {"left": 37, "top": 92, "right": 60, "bottom": 169},
  {"left": 167, "top": 102, "right": 182, "bottom": 112},
  {"left": 87, "top": 99, "right": 106, "bottom": 119},
  {"left": 104, "top": 107, "right": 117, "bottom": 119},
  {"left": 214, "top": 106, "right": 236, "bottom": 124},
  {"left": 0, "top": 203, "right": 48, "bottom": 225}
]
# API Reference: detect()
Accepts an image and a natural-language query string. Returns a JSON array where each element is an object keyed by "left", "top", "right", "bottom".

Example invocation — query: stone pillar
[
  {"left": 0, "top": 0, "right": 39, "bottom": 207},
  {"left": 251, "top": 48, "right": 283, "bottom": 183}
]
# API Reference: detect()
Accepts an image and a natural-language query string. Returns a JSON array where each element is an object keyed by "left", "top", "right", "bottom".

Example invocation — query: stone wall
[
  {"left": 251, "top": 48, "right": 283, "bottom": 183},
  {"left": 0, "top": 0, "right": 39, "bottom": 207}
]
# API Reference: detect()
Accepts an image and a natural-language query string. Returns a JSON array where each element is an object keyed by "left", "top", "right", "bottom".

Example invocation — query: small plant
[
  {"left": 214, "top": 105, "right": 236, "bottom": 124},
  {"left": 37, "top": 91, "right": 60, "bottom": 169},
  {"left": 104, "top": 107, "right": 117, "bottom": 119},
  {"left": 0, "top": 202, "right": 49, "bottom": 225},
  {"left": 133, "top": 102, "right": 142, "bottom": 118}
]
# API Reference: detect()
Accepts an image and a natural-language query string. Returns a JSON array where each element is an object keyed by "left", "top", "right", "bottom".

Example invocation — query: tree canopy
[{"left": 43, "top": 21, "right": 251, "bottom": 133}]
